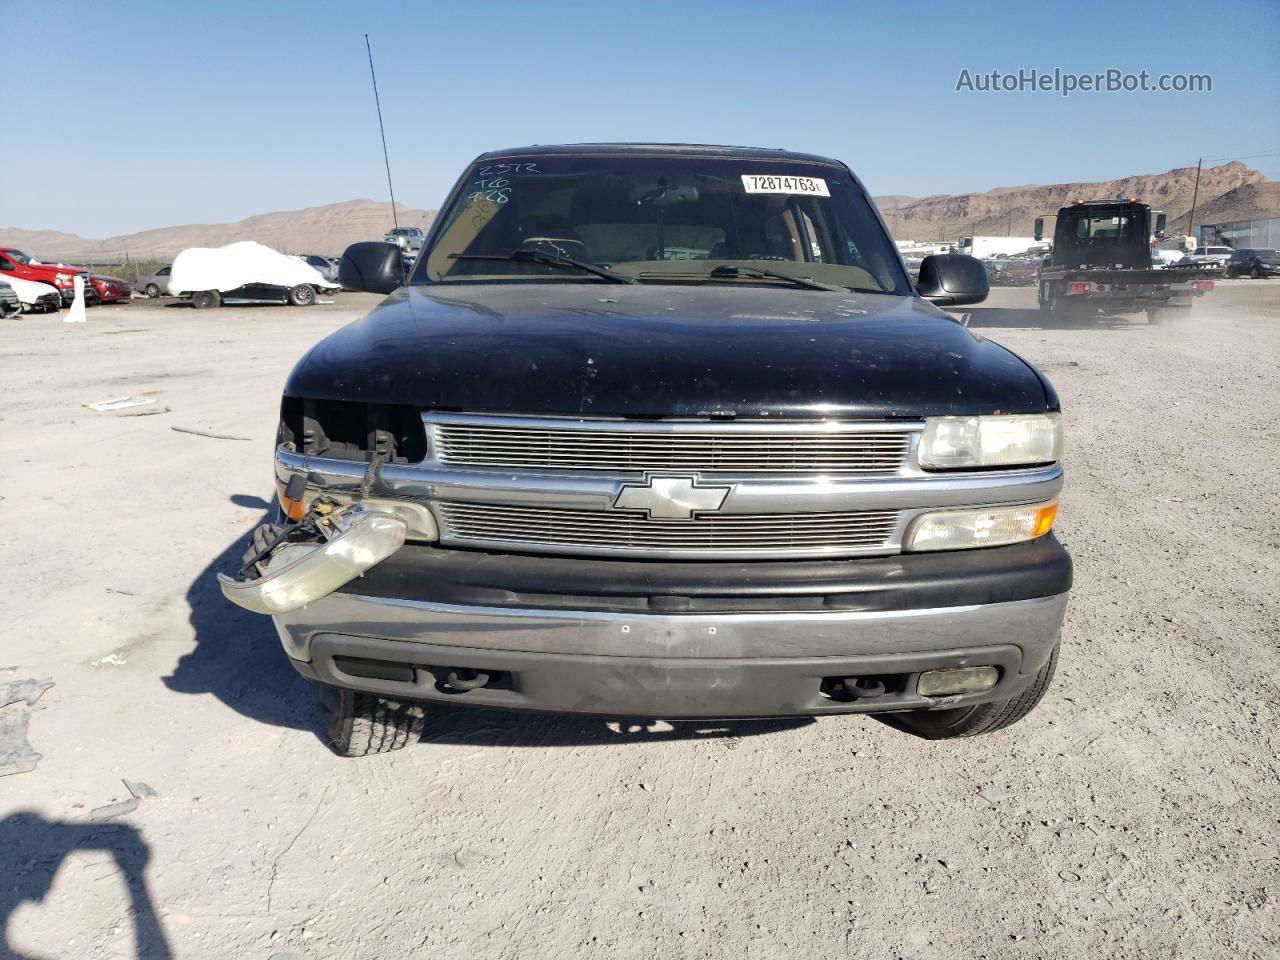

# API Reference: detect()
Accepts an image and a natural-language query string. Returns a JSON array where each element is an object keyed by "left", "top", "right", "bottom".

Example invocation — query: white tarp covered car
[
  {"left": 169, "top": 240, "right": 340, "bottom": 309},
  {"left": 1, "top": 273, "right": 63, "bottom": 312}
]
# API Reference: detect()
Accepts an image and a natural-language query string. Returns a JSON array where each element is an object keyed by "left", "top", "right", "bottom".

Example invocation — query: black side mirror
[
  {"left": 1034, "top": 217, "right": 1044, "bottom": 242},
  {"left": 916, "top": 254, "right": 989, "bottom": 306},
  {"left": 338, "top": 242, "right": 405, "bottom": 294},
  {"left": 1154, "top": 213, "right": 1167, "bottom": 237}
]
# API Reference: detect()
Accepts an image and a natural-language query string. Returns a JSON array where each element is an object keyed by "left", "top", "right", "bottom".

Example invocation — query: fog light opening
[{"left": 917, "top": 665, "right": 999, "bottom": 697}]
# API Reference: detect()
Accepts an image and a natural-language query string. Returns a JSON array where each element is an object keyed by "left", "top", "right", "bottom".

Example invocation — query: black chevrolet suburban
[{"left": 219, "top": 144, "right": 1071, "bottom": 756}]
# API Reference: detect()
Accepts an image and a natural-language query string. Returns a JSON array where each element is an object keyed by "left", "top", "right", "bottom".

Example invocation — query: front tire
[
  {"left": 892, "top": 644, "right": 1059, "bottom": 739},
  {"left": 1252, "top": 265, "right": 1263, "bottom": 279},
  {"left": 144, "top": 283, "right": 160, "bottom": 298},
  {"left": 191, "top": 290, "right": 221, "bottom": 309},
  {"left": 328, "top": 690, "right": 426, "bottom": 756},
  {"left": 288, "top": 283, "right": 316, "bottom": 307}
]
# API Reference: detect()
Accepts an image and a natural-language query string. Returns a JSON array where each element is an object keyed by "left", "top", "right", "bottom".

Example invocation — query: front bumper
[{"left": 273, "top": 538, "right": 1070, "bottom": 718}]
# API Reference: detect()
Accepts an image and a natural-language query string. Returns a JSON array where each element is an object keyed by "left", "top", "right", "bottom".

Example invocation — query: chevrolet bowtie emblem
[{"left": 613, "top": 476, "right": 732, "bottom": 521}]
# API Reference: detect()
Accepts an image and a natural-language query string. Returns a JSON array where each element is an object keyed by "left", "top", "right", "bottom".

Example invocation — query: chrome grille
[
  {"left": 438, "top": 501, "right": 900, "bottom": 558},
  {"left": 428, "top": 418, "right": 913, "bottom": 474}
]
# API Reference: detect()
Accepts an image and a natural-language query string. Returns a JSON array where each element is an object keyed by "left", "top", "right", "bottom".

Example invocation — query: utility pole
[{"left": 1187, "top": 157, "right": 1202, "bottom": 243}]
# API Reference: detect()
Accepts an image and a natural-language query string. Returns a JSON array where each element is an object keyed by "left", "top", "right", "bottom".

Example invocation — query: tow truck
[{"left": 1035, "top": 199, "right": 1214, "bottom": 323}]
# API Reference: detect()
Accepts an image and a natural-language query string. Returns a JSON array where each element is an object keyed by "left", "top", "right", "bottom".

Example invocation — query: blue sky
[{"left": 7, "top": 0, "right": 1279, "bottom": 237}]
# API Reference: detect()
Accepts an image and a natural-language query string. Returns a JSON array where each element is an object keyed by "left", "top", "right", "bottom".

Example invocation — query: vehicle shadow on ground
[
  {"left": 964, "top": 306, "right": 1147, "bottom": 331},
  {"left": 0, "top": 811, "right": 172, "bottom": 960},
  {"left": 414, "top": 704, "right": 814, "bottom": 749},
  {"left": 165, "top": 500, "right": 322, "bottom": 736},
  {"left": 168, "top": 499, "right": 808, "bottom": 751}
]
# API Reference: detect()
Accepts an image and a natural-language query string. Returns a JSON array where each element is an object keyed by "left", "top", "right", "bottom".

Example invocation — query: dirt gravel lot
[{"left": 1, "top": 282, "right": 1277, "bottom": 959}]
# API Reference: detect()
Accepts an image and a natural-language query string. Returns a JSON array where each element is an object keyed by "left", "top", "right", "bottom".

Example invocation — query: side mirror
[
  {"left": 1154, "top": 213, "right": 1167, "bottom": 237},
  {"left": 338, "top": 241, "right": 405, "bottom": 294},
  {"left": 916, "top": 254, "right": 989, "bottom": 307},
  {"left": 1034, "top": 217, "right": 1044, "bottom": 242}
]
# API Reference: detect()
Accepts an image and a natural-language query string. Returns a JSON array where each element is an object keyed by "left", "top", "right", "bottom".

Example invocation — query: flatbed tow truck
[{"left": 1035, "top": 199, "right": 1214, "bottom": 323}]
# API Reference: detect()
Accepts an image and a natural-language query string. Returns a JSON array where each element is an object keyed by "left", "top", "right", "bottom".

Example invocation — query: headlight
[
  {"left": 55, "top": 273, "right": 71, "bottom": 285},
  {"left": 918, "top": 413, "right": 1062, "bottom": 469},
  {"left": 906, "top": 501, "right": 1058, "bottom": 552},
  {"left": 217, "top": 507, "right": 407, "bottom": 614}
]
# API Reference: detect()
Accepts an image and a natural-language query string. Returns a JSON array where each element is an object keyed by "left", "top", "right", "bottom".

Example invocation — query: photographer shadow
[{"left": 0, "top": 811, "right": 171, "bottom": 959}]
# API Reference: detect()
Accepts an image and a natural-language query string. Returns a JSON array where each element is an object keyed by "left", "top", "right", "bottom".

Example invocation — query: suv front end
[{"left": 220, "top": 144, "right": 1071, "bottom": 753}]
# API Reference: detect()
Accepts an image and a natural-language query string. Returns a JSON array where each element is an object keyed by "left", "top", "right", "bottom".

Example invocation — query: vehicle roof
[{"left": 474, "top": 143, "right": 847, "bottom": 167}]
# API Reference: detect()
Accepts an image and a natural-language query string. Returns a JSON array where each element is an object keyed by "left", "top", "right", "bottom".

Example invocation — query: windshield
[
  {"left": 1068, "top": 208, "right": 1141, "bottom": 240},
  {"left": 417, "top": 156, "right": 910, "bottom": 295},
  {"left": 6, "top": 249, "right": 31, "bottom": 265}
]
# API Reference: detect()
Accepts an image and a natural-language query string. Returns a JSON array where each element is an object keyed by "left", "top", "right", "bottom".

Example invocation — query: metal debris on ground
[
  {"left": 0, "top": 677, "right": 55, "bottom": 777},
  {"left": 83, "top": 396, "right": 157, "bottom": 412},
  {"left": 124, "top": 779, "right": 160, "bottom": 799},
  {"left": 171, "top": 426, "right": 253, "bottom": 441},
  {"left": 89, "top": 798, "right": 141, "bottom": 821}
]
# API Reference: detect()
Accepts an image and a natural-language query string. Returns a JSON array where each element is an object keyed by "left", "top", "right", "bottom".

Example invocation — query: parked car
[
  {"left": 383, "top": 226, "right": 425, "bottom": 256},
  {"left": 0, "top": 247, "right": 89, "bottom": 305},
  {"left": 169, "top": 240, "right": 341, "bottom": 309},
  {"left": 0, "top": 273, "right": 62, "bottom": 312},
  {"left": 0, "top": 280, "right": 21, "bottom": 318},
  {"left": 1178, "top": 245, "right": 1233, "bottom": 271},
  {"left": 135, "top": 265, "right": 172, "bottom": 298},
  {"left": 295, "top": 253, "right": 340, "bottom": 284},
  {"left": 89, "top": 274, "right": 132, "bottom": 303},
  {"left": 985, "top": 259, "right": 1039, "bottom": 286},
  {"left": 218, "top": 142, "right": 1071, "bottom": 757},
  {"left": 1225, "top": 248, "right": 1280, "bottom": 279}
]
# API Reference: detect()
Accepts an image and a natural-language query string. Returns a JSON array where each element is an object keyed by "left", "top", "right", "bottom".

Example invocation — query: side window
[
  {"left": 157, "top": 267, "right": 170, "bottom": 276},
  {"left": 0, "top": 256, "right": 12, "bottom": 271}
]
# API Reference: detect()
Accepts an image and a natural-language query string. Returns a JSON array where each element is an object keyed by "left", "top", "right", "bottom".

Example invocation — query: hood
[
  {"left": 285, "top": 283, "right": 1050, "bottom": 419},
  {"left": 0, "top": 274, "right": 59, "bottom": 301},
  {"left": 22, "top": 262, "right": 86, "bottom": 274}
]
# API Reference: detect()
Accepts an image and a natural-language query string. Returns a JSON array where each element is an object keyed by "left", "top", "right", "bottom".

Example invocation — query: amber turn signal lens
[
  {"left": 1032, "top": 502, "right": 1058, "bottom": 538},
  {"left": 277, "top": 482, "right": 305, "bottom": 522}
]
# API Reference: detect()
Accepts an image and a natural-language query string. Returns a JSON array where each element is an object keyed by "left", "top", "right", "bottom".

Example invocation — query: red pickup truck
[{"left": 0, "top": 247, "right": 90, "bottom": 305}]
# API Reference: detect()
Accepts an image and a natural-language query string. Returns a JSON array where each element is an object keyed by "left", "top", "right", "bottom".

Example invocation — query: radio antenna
[{"left": 365, "top": 34, "right": 399, "bottom": 230}]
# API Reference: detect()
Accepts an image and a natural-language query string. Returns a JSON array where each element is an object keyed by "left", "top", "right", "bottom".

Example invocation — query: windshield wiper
[
  {"left": 645, "top": 264, "right": 844, "bottom": 291},
  {"left": 707, "top": 265, "right": 845, "bottom": 292},
  {"left": 448, "top": 251, "right": 637, "bottom": 285}
]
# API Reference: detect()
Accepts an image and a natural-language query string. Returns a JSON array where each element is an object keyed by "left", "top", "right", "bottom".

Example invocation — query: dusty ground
[{"left": 1, "top": 283, "right": 1277, "bottom": 959}]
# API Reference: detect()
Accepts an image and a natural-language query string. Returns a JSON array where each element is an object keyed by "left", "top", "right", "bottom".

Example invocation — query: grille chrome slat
[
  {"left": 438, "top": 502, "right": 900, "bottom": 557},
  {"left": 429, "top": 418, "right": 913, "bottom": 475}
]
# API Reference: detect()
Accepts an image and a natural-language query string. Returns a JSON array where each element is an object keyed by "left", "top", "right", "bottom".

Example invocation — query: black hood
[{"left": 285, "top": 283, "right": 1050, "bottom": 419}]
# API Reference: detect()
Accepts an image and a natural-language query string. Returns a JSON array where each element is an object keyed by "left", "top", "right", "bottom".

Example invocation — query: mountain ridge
[{"left": 2, "top": 162, "right": 1275, "bottom": 262}]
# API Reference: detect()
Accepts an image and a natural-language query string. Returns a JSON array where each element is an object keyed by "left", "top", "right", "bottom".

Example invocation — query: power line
[{"left": 1198, "top": 150, "right": 1280, "bottom": 162}]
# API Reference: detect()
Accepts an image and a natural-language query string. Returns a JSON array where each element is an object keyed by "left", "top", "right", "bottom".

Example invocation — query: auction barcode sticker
[{"left": 741, "top": 174, "right": 830, "bottom": 196}]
